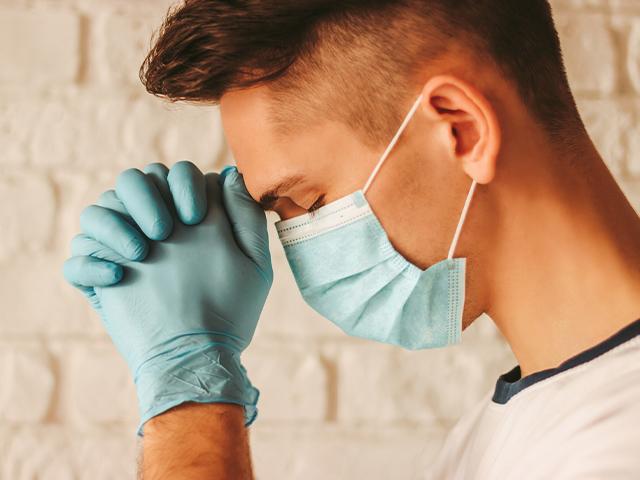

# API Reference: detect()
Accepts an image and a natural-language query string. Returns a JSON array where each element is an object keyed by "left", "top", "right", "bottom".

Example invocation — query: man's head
[{"left": 141, "top": 0, "right": 587, "bottom": 326}]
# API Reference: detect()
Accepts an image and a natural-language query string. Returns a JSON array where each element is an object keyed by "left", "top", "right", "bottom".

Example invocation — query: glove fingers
[
  {"left": 116, "top": 168, "right": 173, "bottom": 241},
  {"left": 143, "top": 163, "right": 173, "bottom": 209},
  {"left": 71, "top": 233, "right": 130, "bottom": 264},
  {"left": 80, "top": 205, "right": 149, "bottom": 261},
  {"left": 95, "top": 189, "right": 130, "bottom": 218},
  {"left": 82, "top": 287, "right": 102, "bottom": 311},
  {"left": 73, "top": 285, "right": 103, "bottom": 311},
  {"left": 219, "top": 166, "right": 272, "bottom": 280},
  {"left": 63, "top": 255, "right": 123, "bottom": 288},
  {"left": 167, "top": 161, "right": 207, "bottom": 225}
]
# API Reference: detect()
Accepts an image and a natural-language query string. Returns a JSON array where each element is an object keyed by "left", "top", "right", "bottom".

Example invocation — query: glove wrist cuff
[{"left": 133, "top": 338, "right": 258, "bottom": 436}]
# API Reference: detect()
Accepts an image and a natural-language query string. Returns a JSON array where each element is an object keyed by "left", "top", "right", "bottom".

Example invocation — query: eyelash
[{"left": 308, "top": 195, "right": 326, "bottom": 213}]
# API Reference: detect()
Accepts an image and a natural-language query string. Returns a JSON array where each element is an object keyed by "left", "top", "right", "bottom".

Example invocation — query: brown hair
[{"left": 140, "top": 0, "right": 582, "bottom": 146}]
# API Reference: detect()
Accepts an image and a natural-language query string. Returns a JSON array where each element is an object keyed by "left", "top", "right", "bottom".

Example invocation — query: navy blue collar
[{"left": 492, "top": 318, "right": 640, "bottom": 404}]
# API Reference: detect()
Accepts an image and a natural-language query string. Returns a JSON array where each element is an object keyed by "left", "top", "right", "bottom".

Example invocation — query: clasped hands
[{"left": 63, "top": 162, "right": 272, "bottom": 435}]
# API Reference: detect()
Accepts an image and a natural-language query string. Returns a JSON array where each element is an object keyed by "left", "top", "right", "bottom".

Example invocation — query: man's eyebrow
[{"left": 258, "top": 174, "right": 305, "bottom": 210}]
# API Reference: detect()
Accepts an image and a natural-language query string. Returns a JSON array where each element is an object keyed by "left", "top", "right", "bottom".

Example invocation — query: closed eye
[{"left": 308, "top": 194, "right": 326, "bottom": 213}]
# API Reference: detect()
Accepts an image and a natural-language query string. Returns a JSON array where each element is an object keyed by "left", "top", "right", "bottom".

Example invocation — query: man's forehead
[
  {"left": 220, "top": 88, "right": 278, "bottom": 155},
  {"left": 221, "top": 88, "right": 294, "bottom": 203},
  {"left": 221, "top": 85, "right": 377, "bottom": 209}
]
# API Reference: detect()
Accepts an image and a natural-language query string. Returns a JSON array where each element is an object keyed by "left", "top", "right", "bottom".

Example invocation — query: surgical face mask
[{"left": 275, "top": 95, "right": 477, "bottom": 350}]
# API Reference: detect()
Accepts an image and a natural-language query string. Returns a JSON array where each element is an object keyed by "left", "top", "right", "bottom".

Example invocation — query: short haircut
[{"left": 140, "top": 0, "right": 583, "bottom": 148}]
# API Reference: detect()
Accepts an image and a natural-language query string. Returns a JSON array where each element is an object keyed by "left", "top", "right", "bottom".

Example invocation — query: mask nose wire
[{"left": 362, "top": 94, "right": 425, "bottom": 195}]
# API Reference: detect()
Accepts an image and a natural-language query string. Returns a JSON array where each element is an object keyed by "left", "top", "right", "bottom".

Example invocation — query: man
[{"left": 63, "top": 0, "right": 640, "bottom": 478}]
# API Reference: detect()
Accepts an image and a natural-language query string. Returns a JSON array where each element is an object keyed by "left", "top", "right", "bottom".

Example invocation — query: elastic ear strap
[
  {"left": 363, "top": 94, "right": 425, "bottom": 195},
  {"left": 447, "top": 180, "right": 478, "bottom": 260}
]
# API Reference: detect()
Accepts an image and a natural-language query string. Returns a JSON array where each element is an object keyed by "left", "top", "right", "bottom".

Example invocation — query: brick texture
[
  {"left": 0, "top": 0, "right": 639, "bottom": 478},
  {"left": 0, "top": 10, "right": 79, "bottom": 85}
]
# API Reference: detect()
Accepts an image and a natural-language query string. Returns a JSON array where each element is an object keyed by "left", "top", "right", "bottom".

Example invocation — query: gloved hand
[
  {"left": 63, "top": 162, "right": 273, "bottom": 435},
  {"left": 62, "top": 161, "right": 209, "bottom": 290}
]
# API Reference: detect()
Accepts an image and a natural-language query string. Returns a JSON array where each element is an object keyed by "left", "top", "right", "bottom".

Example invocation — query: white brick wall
[{"left": 0, "top": 0, "right": 638, "bottom": 478}]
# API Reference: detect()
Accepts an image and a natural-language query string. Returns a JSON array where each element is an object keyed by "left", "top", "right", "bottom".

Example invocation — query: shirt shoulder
[{"left": 427, "top": 320, "right": 640, "bottom": 480}]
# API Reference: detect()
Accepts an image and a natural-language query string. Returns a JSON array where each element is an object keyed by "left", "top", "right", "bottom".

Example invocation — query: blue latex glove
[
  {"left": 63, "top": 161, "right": 208, "bottom": 293},
  {"left": 63, "top": 162, "right": 272, "bottom": 435}
]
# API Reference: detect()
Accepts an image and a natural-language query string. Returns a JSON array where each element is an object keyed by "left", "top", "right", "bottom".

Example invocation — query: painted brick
[
  {"left": 556, "top": 13, "right": 618, "bottom": 94},
  {"left": 95, "top": 11, "right": 160, "bottom": 88},
  {"left": 2, "top": 427, "right": 76, "bottom": 479},
  {"left": 336, "top": 317, "right": 514, "bottom": 424},
  {"left": 0, "top": 171, "right": 54, "bottom": 260},
  {"left": 620, "top": 180, "right": 640, "bottom": 211},
  {"left": 577, "top": 98, "right": 634, "bottom": 176},
  {"left": 2, "top": 426, "right": 137, "bottom": 479},
  {"left": 0, "top": 345, "right": 55, "bottom": 423},
  {"left": 25, "top": 95, "right": 224, "bottom": 170},
  {"left": 65, "top": 342, "right": 138, "bottom": 426},
  {"left": 251, "top": 424, "right": 449, "bottom": 480},
  {"left": 243, "top": 346, "right": 329, "bottom": 421},
  {"left": 0, "top": 100, "right": 37, "bottom": 166},
  {"left": 629, "top": 21, "right": 640, "bottom": 95},
  {"left": 0, "top": 9, "right": 79, "bottom": 84},
  {"left": 121, "top": 98, "right": 226, "bottom": 170},
  {"left": 627, "top": 98, "right": 640, "bottom": 179},
  {"left": 69, "top": 429, "right": 138, "bottom": 479},
  {"left": 0, "top": 253, "right": 99, "bottom": 337},
  {"left": 611, "top": 1, "right": 640, "bottom": 12}
]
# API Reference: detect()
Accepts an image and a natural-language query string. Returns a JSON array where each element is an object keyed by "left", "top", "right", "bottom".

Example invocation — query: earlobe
[{"left": 420, "top": 76, "right": 501, "bottom": 185}]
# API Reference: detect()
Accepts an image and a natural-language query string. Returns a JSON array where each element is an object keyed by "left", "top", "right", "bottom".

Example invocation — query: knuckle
[
  {"left": 116, "top": 168, "right": 144, "bottom": 191},
  {"left": 172, "top": 159, "right": 196, "bottom": 171},
  {"left": 145, "top": 162, "right": 168, "bottom": 172},
  {"left": 97, "top": 189, "right": 117, "bottom": 204},
  {"left": 168, "top": 160, "right": 200, "bottom": 185},
  {"left": 62, "top": 257, "right": 82, "bottom": 282},
  {"left": 79, "top": 205, "right": 103, "bottom": 226},
  {"left": 70, "top": 234, "right": 87, "bottom": 252},
  {"left": 181, "top": 209, "right": 201, "bottom": 225},
  {"left": 148, "top": 218, "right": 171, "bottom": 240}
]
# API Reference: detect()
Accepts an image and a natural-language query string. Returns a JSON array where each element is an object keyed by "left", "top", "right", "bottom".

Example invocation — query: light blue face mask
[{"left": 275, "top": 94, "right": 477, "bottom": 350}]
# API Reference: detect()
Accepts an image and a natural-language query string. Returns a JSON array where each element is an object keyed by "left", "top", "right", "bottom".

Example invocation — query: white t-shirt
[{"left": 427, "top": 318, "right": 640, "bottom": 480}]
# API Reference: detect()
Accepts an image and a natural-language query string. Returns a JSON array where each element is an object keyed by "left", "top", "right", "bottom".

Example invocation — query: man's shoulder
[
  {"left": 504, "top": 335, "right": 640, "bottom": 474},
  {"left": 428, "top": 325, "right": 640, "bottom": 480},
  {"left": 427, "top": 338, "right": 640, "bottom": 479},
  {"left": 506, "top": 333, "right": 640, "bottom": 426},
  {"left": 531, "top": 333, "right": 640, "bottom": 405}
]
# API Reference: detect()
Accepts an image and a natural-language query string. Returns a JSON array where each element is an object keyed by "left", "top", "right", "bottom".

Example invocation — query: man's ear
[{"left": 420, "top": 75, "right": 501, "bottom": 184}]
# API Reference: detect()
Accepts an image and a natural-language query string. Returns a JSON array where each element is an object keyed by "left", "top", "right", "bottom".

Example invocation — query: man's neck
[{"left": 485, "top": 139, "right": 640, "bottom": 377}]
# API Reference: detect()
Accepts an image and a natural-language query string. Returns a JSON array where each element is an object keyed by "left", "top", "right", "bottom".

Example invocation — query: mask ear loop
[
  {"left": 363, "top": 94, "right": 425, "bottom": 195},
  {"left": 361, "top": 93, "right": 477, "bottom": 259},
  {"left": 447, "top": 180, "right": 477, "bottom": 259}
]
